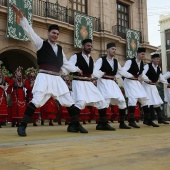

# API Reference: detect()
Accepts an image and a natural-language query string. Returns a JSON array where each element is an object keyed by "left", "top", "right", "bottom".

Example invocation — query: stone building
[{"left": 0, "top": 0, "right": 157, "bottom": 73}]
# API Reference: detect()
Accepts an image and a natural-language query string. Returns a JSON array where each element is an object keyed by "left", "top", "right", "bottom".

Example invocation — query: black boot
[
  {"left": 142, "top": 105, "right": 159, "bottom": 127},
  {"left": 96, "top": 108, "right": 116, "bottom": 131},
  {"left": 119, "top": 109, "right": 131, "bottom": 129},
  {"left": 128, "top": 106, "right": 140, "bottom": 128},
  {"left": 155, "top": 107, "right": 169, "bottom": 124},
  {"left": 0, "top": 123, "right": 2, "bottom": 128},
  {"left": 67, "top": 105, "right": 88, "bottom": 133},
  {"left": 18, "top": 102, "right": 36, "bottom": 137}
]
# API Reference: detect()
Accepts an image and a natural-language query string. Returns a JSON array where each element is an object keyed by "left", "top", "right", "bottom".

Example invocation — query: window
[
  {"left": 165, "top": 29, "right": 170, "bottom": 50},
  {"left": 69, "top": 0, "right": 87, "bottom": 14},
  {"left": 117, "top": 2, "right": 129, "bottom": 33}
]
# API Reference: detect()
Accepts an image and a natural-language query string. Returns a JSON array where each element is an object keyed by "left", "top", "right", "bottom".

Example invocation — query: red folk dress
[
  {"left": 9, "top": 78, "right": 26, "bottom": 122},
  {"left": 0, "top": 75, "right": 11, "bottom": 123}
]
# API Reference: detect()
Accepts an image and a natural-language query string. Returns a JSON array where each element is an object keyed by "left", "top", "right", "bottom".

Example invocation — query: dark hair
[{"left": 48, "top": 24, "right": 59, "bottom": 32}]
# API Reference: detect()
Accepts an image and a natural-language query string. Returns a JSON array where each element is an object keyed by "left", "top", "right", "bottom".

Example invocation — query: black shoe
[
  {"left": 128, "top": 121, "right": 140, "bottom": 128},
  {"left": 119, "top": 122, "right": 131, "bottom": 129},
  {"left": 143, "top": 119, "right": 159, "bottom": 127},
  {"left": 49, "top": 122, "right": 54, "bottom": 126},
  {"left": 33, "top": 123, "right": 38, "bottom": 126},
  {"left": 67, "top": 123, "right": 79, "bottom": 133},
  {"left": 143, "top": 120, "right": 151, "bottom": 126},
  {"left": 77, "top": 123, "right": 88, "bottom": 133},
  {"left": 96, "top": 123, "right": 116, "bottom": 131},
  {"left": 17, "top": 125, "right": 27, "bottom": 136},
  {"left": 0, "top": 125, "right": 2, "bottom": 128},
  {"left": 41, "top": 121, "right": 44, "bottom": 125},
  {"left": 158, "top": 119, "right": 169, "bottom": 124}
]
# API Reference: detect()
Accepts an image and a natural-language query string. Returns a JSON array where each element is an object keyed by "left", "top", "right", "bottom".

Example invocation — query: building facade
[{"left": 0, "top": 0, "right": 157, "bottom": 73}]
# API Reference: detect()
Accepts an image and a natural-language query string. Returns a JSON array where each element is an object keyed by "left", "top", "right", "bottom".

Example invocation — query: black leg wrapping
[
  {"left": 119, "top": 109, "right": 131, "bottom": 129},
  {"left": 96, "top": 108, "right": 116, "bottom": 131},
  {"left": 155, "top": 107, "right": 169, "bottom": 124},
  {"left": 66, "top": 105, "right": 80, "bottom": 123},
  {"left": 143, "top": 106, "right": 159, "bottom": 127},
  {"left": 67, "top": 105, "right": 88, "bottom": 133},
  {"left": 21, "top": 102, "right": 36, "bottom": 126},
  {"left": 128, "top": 106, "right": 140, "bottom": 128},
  {"left": 128, "top": 106, "right": 135, "bottom": 121}
]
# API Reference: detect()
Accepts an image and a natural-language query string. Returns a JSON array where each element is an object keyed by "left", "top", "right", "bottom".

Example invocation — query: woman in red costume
[
  {"left": 0, "top": 61, "right": 12, "bottom": 128},
  {"left": 9, "top": 66, "right": 26, "bottom": 127}
]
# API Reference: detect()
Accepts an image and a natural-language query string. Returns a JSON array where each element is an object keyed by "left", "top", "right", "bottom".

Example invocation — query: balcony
[
  {"left": 112, "top": 25, "right": 142, "bottom": 43},
  {"left": 0, "top": 0, "right": 101, "bottom": 32},
  {"left": 0, "top": 0, "right": 7, "bottom": 6}
]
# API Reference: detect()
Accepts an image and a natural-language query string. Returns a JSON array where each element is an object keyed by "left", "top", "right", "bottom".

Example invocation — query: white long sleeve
[
  {"left": 93, "top": 58, "right": 105, "bottom": 78},
  {"left": 163, "top": 71, "right": 170, "bottom": 80},
  {"left": 61, "top": 53, "right": 79, "bottom": 74},
  {"left": 20, "top": 17, "right": 43, "bottom": 51},
  {"left": 117, "top": 62, "right": 133, "bottom": 78}
]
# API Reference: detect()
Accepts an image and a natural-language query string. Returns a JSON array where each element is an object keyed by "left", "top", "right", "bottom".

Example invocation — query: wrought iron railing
[
  {"left": 112, "top": 25, "right": 142, "bottom": 42},
  {"left": 0, "top": 0, "right": 100, "bottom": 32},
  {"left": 0, "top": 0, "right": 7, "bottom": 6},
  {"left": 112, "top": 25, "right": 127, "bottom": 39}
]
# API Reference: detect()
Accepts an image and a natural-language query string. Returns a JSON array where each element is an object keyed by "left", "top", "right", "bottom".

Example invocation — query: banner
[
  {"left": 6, "top": 0, "right": 32, "bottom": 41},
  {"left": 74, "top": 12, "right": 93, "bottom": 48},
  {"left": 126, "top": 29, "right": 141, "bottom": 58}
]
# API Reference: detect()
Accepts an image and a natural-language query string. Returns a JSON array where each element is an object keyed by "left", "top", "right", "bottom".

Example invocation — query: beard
[{"left": 84, "top": 48, "right": 91, "bottom": 54}]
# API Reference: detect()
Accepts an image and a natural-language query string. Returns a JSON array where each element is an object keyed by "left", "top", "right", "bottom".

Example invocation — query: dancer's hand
[
  {"left": 11, "top": 4, "right": 24, "bottom": 19},
  {"left": 78, "top": 70, "right": 83, "bottom": 75}
]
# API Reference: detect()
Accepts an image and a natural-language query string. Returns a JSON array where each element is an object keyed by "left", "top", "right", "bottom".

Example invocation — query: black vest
[
  {"left": 73, "top": 52, "right": 94, "bottom": 75},
  {"left": 37, "top": 40, "right": 63, "bottom": 69},
  {"left": 167, "top": 78, "right": 170, "bottom": 83},
  {"left": 146, "top": 63, "right": 161, "bottom": 83},
  {"left": 100, "top": 56, "right": 118, "bottom": 75},
  {"left": 127, "top": 58, "right": 144, "bottom": 77}
]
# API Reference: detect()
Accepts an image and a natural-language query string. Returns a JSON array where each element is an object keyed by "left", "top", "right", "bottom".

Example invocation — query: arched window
[{"left": 69, "top": 0, "right": 87, "bottom": 14}]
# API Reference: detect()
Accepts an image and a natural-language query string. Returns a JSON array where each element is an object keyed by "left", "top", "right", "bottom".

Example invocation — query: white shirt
[
  {"left": 143, "top": 63, "right": 168, "bottom": 84},
  {"left": 122, "top": 59, "right": 150, "bottom": 82},
  {"left": 69, "top": 52, "right": 91, "bottom": 66},
  {"left": 94, "top": 57, "right": 133, "bottom": 79}
]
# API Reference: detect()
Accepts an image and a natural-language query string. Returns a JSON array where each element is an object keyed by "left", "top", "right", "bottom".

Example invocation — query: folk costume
[
  {"left": 17, "top": 17, "right": 85, "bottom": 136},
  {"left": 10, "top": 67, "right": 26, "bottom": 127},
  {"left": 122, "top": 47, "right": 150, "bottom": 128},
  {"left": 69, "top": 39, "right": 115, "bottom": 131},
  {"left": 0, "top": 62, "right": 11, "bottom": 128},
  {"left": 94, "top": 42, "right": 134, "bottom": 129},
  {"left": 142, "top": 53, "right": 169, "bottom": 125}
]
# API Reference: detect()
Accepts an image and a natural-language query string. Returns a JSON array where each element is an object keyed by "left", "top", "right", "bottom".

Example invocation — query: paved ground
[{"left": 0, "top": 121, "right": 170, "bottom": 170}]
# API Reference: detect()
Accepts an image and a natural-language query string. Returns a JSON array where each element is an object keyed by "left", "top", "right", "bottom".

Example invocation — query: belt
[
  {"left": 102, "top": 75, "right": 115, "bottom": 80},
  {"left": 167, "top": 86, "right": 170, "bottom": 88},
  {"left": 126, "top": 78, "right": 138, "bottom": 80},
  {"left": 39, "top": 69, "right": 61, "bottom": 76},
  {"left": 72, "top": 75, "right": 93, "bottom": 82},
  {"left": 144, "top": 81, "right": 156, "bottom": 85}
]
